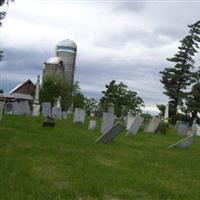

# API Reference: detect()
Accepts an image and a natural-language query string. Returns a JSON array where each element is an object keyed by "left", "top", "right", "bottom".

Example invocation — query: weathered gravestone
[
  {"left": 88, "top": 120, "right": 96, "bottom": 131},
  {"left": 196, "top": 125, "right": 200, "bottom": 136},
  {"left": 52, "top": 106, "right": 62, "bottom": 119},
  {"left": 32, "top": 104, "right": 40, "bottom": 116},
  {"left": 176, "top": 121, "right": 188, "bottom": 136},
  {"left": 126, "top": 111, "right": 135, "bottom": 130},
  {"left": 0, "top": 102, "right": 3, "bottom": 122},
  {"left": 168, "top": 135, "right": 194, "bottom": 149},
  {"left": 96, "top": 122, "right": 125, "bottom": 143},
  {"left": 127, "top": 115, "right": 144, "bottom": 135},
  {"left": 62, "top": 111, "right": 68, "bottom": 119},
  {"left": 73, "top": 108, "right": 85, "bottom": 124},
  {"left": 42, "top": 102, "right": 51, "bottom": 117},
  {"left": 12, "top": 101, "right": 31, "bottom": 115},
  {"left": 43, "top": 116, "right": 55, "bottom": 127},
  {"left": 144, "top": 117, "right": 162, "bottom": 133},
  {"left": 101, "top": 112, "right": 115, "bottom": 134}
]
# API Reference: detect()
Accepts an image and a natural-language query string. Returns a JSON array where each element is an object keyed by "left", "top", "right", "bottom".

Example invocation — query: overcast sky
[{"left": 1, "top": 0, "right": 200, "bottom": 113}]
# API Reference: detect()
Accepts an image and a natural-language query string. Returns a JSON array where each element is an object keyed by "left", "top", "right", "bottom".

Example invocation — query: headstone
[
  {"left": 100, "top": 112, "right": 115, "bottom": 134},
  {"left": 0, "top": 102, "right": 3, "bottom": 121},
  {"left": 56, "top": 96, "right": 61, "bottom": 108},
  {"left": 32, "top": 104, "right": 40, "bottom": 116},
  {"left": 127, "top": 115, "right": 144, "bottom": 135},
  {"left": 144, "top": 117, "right": 162, "bottom": 133},
  {"left": 52, "top": 106, "right": 62, "bottom": 119},
  {"left": 43, "top": 116, "right": 55, "bottom": 127},
  {"left": 12, "top": 101, "right": 31, "bottom": 115},
  {"left": 176, "top": 122, "right": 188, "bottom": 136},
  {"left": 73, "top": 108, "right": 85, "bottom": 124},
  {"left": 22, "top": 101, "right": 31, "bottom": 115},
  {"left": 62, "top": 111, "right": 68, "bottom": 119},
  {"left": 196, "top": 125, "right": 200, "bottom": 136},
  {"left": 168, "top": 135, "right": 194, "bottom": 149},
  {"left": 164, "top": 103, "right": 169, "bottom": 123},
  {"left": 88, "top": 120, "right": 96, "bottom": 131},
  {"left": 126, "top": 111, "right": 135, "bottom": 130},
  {"left": 42, "top": 102, "right": 51, "bottom": 117},
  {"left": 96, "top": 122, "right": 125, "bottom": 143}
]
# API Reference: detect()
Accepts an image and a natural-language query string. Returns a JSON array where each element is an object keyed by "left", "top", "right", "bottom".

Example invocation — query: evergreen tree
[{"left": 160, "top": 20, "right": 200, "bottom": 123}]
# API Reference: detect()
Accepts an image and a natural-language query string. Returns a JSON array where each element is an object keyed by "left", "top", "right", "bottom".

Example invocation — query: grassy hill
[{"left": 0, "top": 115, "right": 200, "bottom": 200}]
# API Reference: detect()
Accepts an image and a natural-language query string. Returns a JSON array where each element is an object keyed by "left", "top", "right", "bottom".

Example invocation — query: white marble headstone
[
  {"left": 196, "top": 125, "right": 200, "bottom": 136},
  {"left": 100, "top": 112, "right": 115, "bottom": 134},
  {"left": 126, "top": 111, "right": 135, "bottom": 130},
  {"left": 127, "top": 115, "right": 144, "bottom": 135},
  {"left": 32, "top": 104, "right": 40, "bottom": 116},
  {"left": 73, "top": 108, "right": 86, "bottom": 124},
  {"left": 145, "top": 117, "right": 162, "bottom": 133},
  {"left": 42, "top": 102, "right": 51, "bottom": 117},
  {"left": 88, "top": 120, "right": 96, "bottom": 131}
]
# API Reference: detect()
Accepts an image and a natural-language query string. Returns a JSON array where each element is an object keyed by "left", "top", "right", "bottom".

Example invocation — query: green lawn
[{"left": 0, "top": 115, "right": 200, "bottom": 200}]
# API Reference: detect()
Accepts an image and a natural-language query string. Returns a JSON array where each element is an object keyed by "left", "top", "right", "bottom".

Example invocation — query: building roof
[
  {"left": 45, "top": 56, "right": 62, "bottom": 64},
  {"left": 56, "top": 39, "right": 77, "bottom": 52},
  {"left": 5, "top": 93, "right": 33, "bottom": 101}
]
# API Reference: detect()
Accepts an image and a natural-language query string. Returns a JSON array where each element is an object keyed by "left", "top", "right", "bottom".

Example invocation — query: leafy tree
[
  {"left": 100, "top": 80, "right": 144, "bottom": 117},
  {"left": 84, "top": 97, "right": 98, "bottom": 115},
  {"left": 72, "top": 81, "right": 85, "bottom": 109},
  {"left": 160, "top": 20, "right": 200, "bottom": 123},
  {"left": 40, "top": 75, "right": 72, "bottom": 110},
  {"left": 157, "top": 104, "right": 165, "bottom": 117}
]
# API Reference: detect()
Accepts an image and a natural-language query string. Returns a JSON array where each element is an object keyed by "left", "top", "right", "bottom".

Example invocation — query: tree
[
  {"left": 40, "top": 75, "right": 72, "bottom": 110},
  {"left": 157, "top": 104, "right": 165, "bottom": 117},
  {"left": 100, "top": 80, "right": 144, "bottom": 117},
  {"left": 72, "top": 81, "right": 85, "bottom": 109},
  {"left": 160, "top": 20, "right": 200, "bottom": 123},
  {"left": 84, "top": 97, "right": 98, "bottom": 115}
]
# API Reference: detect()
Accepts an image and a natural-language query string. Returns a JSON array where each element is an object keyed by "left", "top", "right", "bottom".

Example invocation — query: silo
[{"left": 56, "top": 39, "right": 77, "bottom": 87}]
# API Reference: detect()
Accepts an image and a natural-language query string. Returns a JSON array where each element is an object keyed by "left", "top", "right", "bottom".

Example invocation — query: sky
[{"left": 1, "top": 0, "right": 200, "bottom": 113}]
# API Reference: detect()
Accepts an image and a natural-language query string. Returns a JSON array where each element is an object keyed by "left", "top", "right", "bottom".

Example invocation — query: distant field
[{"left": 0, "top": 115, "right": 200, "bottom": 200}]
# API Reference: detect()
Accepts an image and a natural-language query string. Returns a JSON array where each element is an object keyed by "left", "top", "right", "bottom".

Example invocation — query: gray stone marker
[
  {"left": 100, "top": 112, "right": 115, "bottom": 134},
  {"left": 196, "top": 125, "right": 200, "bottom": 136},
  {"left": 168, "top": 135, "right": 194, "bottom": 149},
  {"left": 0, "top": 102, "right": 3, "bottom": 122},
  {"left": 73, "top": 108, "right": 85, "bottom": 124},
  {"left": 62, "top": 111, "right": 68, "bottom": 119},
  {"left": 42, "top": 102, "right": 51, "bottom": 117},
  {"left": 176, "top": 122, "right": 188, "bottom": 136},
  {"left": 88, "top": 120, "right": 96, "bottom": 131},
  {"left": 126, "top": 111, "right": 135, "bottom": 130},
  {"left": 144, "top": 117, "right": 162, "bottom": 133},
  {"left": 12, "top": 101, "right": 31, "bottom": 115},
  {"left": 127, "top": 115, "right": 144, "bottom": 135},
  {"left": 96, "top": 122, "right": 125, "bottom": 143},
  {"left": 52, "top": 106, "right": 62, "bottom": 119}
]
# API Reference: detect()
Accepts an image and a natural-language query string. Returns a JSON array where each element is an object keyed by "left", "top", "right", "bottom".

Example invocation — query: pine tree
[{"left": 160, "top": 20, "right": 200, "bottom": 123}]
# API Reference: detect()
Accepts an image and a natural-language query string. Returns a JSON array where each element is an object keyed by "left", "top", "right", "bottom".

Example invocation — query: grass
[{"left": 0, "top": 115, "right": 200, "bottom": 200}]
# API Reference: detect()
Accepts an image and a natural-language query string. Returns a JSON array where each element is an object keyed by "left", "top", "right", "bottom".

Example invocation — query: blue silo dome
[{"left": 56, "top": 39, "right": 77, "bottom": 53}]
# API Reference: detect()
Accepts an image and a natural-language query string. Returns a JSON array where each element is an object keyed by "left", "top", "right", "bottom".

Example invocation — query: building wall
[{"left": 43, "top": 63, "right": 64, "bottom": 79}]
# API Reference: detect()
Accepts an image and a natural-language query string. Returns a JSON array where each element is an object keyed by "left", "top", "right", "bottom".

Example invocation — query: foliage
[
  {"left": 156, "top": 121, "right": 169, "bottom": 134},
  {"left": 100, "top": 80, "right": 144, "bottom": 117},
  {"left": 160, "top": 20, "right": 200, "bottom": 124},
  {"left": 84, "top": 97, "right": 98, "bottom": 115},
  {"left": 157, "top": 104, "right": 166, "bottom": 117},
  {"left": 72, "top": 81, "right": 85, "bottom": 109},
  {"left": 40, "top": 75, "right": 72, "bottom": 110}
]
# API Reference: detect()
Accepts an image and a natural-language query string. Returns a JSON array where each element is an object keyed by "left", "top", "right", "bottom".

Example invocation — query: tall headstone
[
  {"left": 32, "top": 75, "right": 40, "bottom": 116},
  {"left": 0, "top": 102, "right": 3, "bottom": 122},
  {"left": 88, "top": 120, "right": 96, "bottom": 131},
  {"left": 42, "top": 102, "right": 51, "bottom": 117},
  {"left": 145, "top": 117, "right": 162, "bottom": 133},
  {"left": 127, "top": 115, "right": 144, "bottom": 135},
  {"left": 126, "top": 111, "right": 135, "bottom": 130},
  {"left": 56, "top": 96, "right": 61, "bottom": 108},
  {"left": 164, "top": 103, "right": 169, "bottom": 123},
  {"left": 101, "top": 112, "right": 115, "bottom": 134},
  {"left": 96, "top": 122, "right": 125, "bottom": 143},
  {"left": 52, "top": 106, "right": 62, "bottom": 119},
  {"left": 73, "top": 108, "right": 86, "bottom": 124}
]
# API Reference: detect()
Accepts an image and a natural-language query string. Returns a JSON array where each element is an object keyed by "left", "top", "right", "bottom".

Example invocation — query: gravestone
[
  {"left": 101, "top": 112, "right": 115, "bottom": 134},
  {"left": 32, "top": 75, "right": 40, "bottom": 116},
  {"left": 127, "top": 115, "right": 144, "bottom": 135},
  {"left": 164, "top": 103, "right": 169, "bottom": 123},
  {"left": 196, "top": 125, "right": 200, "bottom": 136},
  {"left": 168, "top": 135, "right": 194, "bottom": 149},
  {"left": 43, "top": 116, "right": 55, "bottom": 127},
  {"left": 176, "top": 122, "right": 188, "bottom": 136},
  {"left": 42, "top": 102, "right": 51, "bottom": 117},
  {"left": 62, "top": 111, "right": 68, "bottom": 119},
  {"left": 88, "top": 120, "right": 96, "bottom": 131},
  {"left": 0, "top": 102, "right": 3, "bottom": 122},
  {"left": 73, "top": 108, "right": 85, "bottom": 124},
  {"left": 145, "top": 117, "right": 162, "bottom": 133},
  {"left": 32, "top": 104, "right": 40, "bottom": 116},
  {"left": 126, "top": 111, "right": 135, "bottom": 130},
  {"left": 12, "top": 101, "right": 31, "bottom": 115},
  {"left": 52, "top": 106, "right": 62, "bottom": 119},
  {"left": 96, "top": 122, "right": 125, "bottom": 143}
]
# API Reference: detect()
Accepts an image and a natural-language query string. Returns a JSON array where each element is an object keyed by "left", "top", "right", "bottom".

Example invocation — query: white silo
[{"left": 56, "top": 39, "right": 77, "bottom": 87}]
